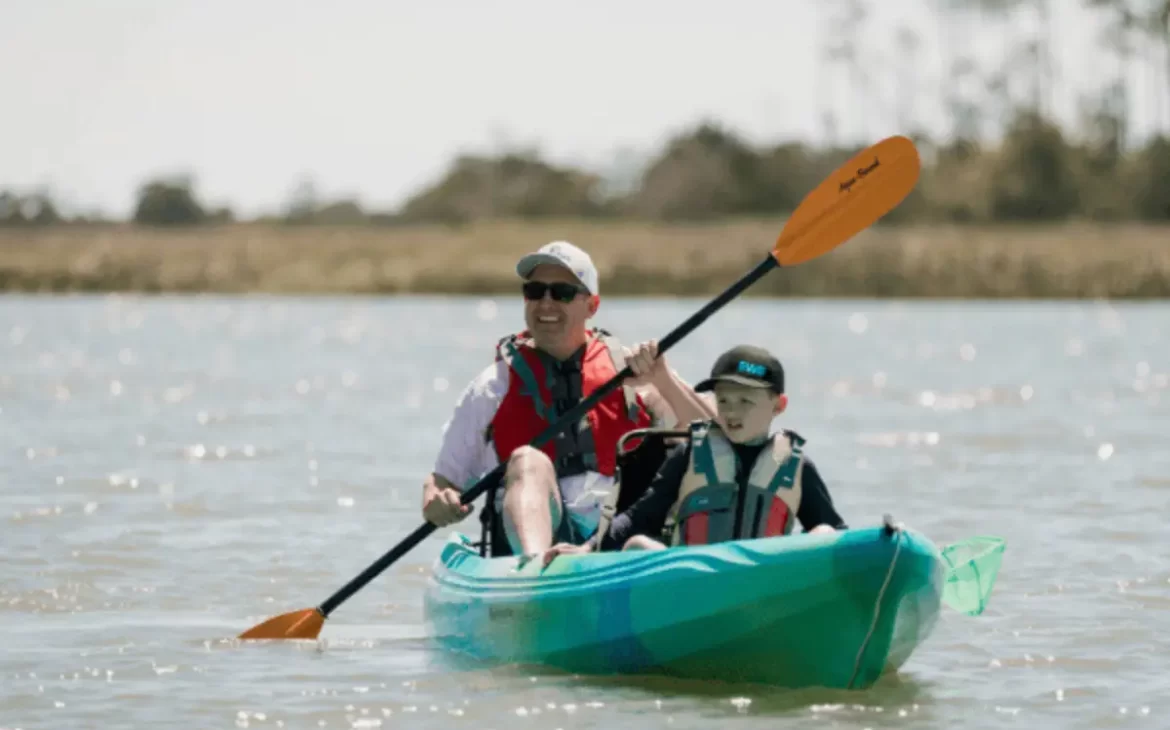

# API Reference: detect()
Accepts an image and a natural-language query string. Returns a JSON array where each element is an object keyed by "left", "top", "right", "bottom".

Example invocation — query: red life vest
[{"left": 487, "top": 328, "right": 653, "bottom": 478}]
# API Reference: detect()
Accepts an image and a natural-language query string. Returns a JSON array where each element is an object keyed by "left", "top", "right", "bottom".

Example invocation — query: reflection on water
[{"left": 1, "top": 295, "right": 1167, "bottom": 729}]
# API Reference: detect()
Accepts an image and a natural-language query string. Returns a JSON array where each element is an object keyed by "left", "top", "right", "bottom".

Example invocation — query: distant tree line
[
  {"left": 5, "top": 0, "right": 1170, "bottom": 227},
  {"left": 4, "top": 114, "right": 1169, "bottom": 228}
]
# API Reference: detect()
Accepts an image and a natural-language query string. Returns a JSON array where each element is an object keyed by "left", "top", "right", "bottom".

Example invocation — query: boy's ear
[{"left": 774, "top": 394, "right": 788, "bottom": 415}]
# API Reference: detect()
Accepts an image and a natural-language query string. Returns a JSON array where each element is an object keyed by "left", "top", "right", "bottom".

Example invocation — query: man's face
[{"left": 522, "top": 263, "right": 596, "bottom": 356}]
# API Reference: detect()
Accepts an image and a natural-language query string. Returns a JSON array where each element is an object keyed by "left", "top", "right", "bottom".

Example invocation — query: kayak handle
[{"left": 881, "top": 513, "right": 904, "bottom": 537}]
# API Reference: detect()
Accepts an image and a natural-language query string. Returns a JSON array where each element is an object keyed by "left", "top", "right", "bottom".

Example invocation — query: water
[{"left": 2, "top": 294, "right": 1167, "bottom": 729}]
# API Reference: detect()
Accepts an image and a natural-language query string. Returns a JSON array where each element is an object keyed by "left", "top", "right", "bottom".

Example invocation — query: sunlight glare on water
[{"left": 1, "top": 295, "right": 1167, "bottom": 730}]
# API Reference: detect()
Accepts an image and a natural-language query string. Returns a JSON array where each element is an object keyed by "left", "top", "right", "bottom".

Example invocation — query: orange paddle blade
[
  {"left": 772, "top": 135, "right": 920, "bottom": 267},
  {"left": 238, "top": 608, "right": 324, "bottom": 640}
]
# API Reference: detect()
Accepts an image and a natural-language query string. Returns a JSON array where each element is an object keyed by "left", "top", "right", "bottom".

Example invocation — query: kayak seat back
[{"left": 613, "top": 428, "right": 691, "bottom": 514}]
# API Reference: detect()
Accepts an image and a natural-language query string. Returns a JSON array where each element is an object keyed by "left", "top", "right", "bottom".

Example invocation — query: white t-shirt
[{"left": 432, "top": 359, "right": 678, "bottom": 537}]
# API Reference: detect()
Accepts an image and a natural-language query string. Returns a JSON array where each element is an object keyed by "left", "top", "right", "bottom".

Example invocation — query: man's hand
[
  {"left": 541, "top": 541, "right": 593, "bottom": 568},
  {"left": 624, "top": 339, "right": 669, "bottom": 388},
  {"left": 423, "top": 484, "right": 472, "bottom": 527}
]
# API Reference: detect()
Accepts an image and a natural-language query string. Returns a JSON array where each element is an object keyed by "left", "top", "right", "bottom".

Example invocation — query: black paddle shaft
[{"left": 317, "top": 253, "right": 782, "bottom": 617}]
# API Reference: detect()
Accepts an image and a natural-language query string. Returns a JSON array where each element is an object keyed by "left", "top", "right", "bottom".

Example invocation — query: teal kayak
[{"left": 423, "top": 521, "right": 947, "bottom": 689}]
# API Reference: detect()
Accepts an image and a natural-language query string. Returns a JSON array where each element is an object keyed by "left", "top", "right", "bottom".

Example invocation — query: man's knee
[{"left": 504, "top": 445, "right": 555, "bottom": 488}]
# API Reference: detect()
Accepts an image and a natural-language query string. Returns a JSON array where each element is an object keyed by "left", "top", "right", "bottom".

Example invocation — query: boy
[{"left": 541, "top": 344, "right": 847, "bottom": 566}]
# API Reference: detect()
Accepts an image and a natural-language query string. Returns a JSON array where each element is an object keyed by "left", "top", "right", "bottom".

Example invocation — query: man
[
  {"left": 421, "top": 240, "right": 715, "bottom": 558},
  {"left": 542, "top": 344, "right": 847, "bottom": 566}
]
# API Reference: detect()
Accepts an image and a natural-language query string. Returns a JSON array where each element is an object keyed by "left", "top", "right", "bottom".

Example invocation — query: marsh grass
[{"left": 2, "top": 219, "right": 1168, "bottom": 297}]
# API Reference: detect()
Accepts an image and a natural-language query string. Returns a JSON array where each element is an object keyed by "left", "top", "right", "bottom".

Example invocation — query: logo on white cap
[{"left": 517, "top": 240, "right": 599, "bottom": 295}]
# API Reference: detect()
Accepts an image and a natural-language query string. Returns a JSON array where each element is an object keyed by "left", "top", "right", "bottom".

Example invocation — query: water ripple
[{"left": 2, "top": 296, "right": 1168, "bottom": 729}]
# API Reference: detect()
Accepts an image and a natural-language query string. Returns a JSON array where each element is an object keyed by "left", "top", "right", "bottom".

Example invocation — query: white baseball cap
[{"left": 515, "top": 240, "right": 599, "bottom": 295}]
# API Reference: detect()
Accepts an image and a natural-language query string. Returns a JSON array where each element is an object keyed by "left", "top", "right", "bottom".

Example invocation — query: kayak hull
[{"left": 423, "top": 525, "right": 944, "bottom": 689}]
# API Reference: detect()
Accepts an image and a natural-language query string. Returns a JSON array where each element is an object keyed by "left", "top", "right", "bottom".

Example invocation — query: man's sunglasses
[{"left": 521, "top": 281, "right": 586, "bottom": 303}]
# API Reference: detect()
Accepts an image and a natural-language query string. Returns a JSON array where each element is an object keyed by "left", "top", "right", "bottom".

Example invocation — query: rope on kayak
[{"left": 846, "top": 515, "right": 904, "bottom": 690}]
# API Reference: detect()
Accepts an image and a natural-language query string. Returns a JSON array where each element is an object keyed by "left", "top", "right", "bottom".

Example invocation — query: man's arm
[
  {"left": 422, "top": 472, "right": 471, "bottom": 526},
  {"left": 422, "top": 361, "right": 505, "bottom": 525},
  {"left": 642, "top": 368, "right": 717, "bottom": 427},
  {"left": 622, "top": 340, "right": 716, "bottom": 427},
  {"left": 593, "top": 442, "right": 691, "bottom": 551},
  {"left": 795, "top": 457, "right": 848, "bottom": 532},
  {"left": 425, "top": 471, "right": 458, "bottom": 493}
]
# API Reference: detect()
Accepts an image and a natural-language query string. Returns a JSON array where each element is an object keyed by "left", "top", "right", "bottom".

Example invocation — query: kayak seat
[
  {"left": 472, "top": 427, "right": 691, "bottom": 559},
  {"left": 613, "top": 428, "right": 691, "bottom": 515}
]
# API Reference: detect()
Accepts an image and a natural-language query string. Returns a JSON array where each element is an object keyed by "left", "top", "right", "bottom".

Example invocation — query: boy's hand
[
  {"left": 541, "top": 542, "right": 592, "bottom": 568},
  {"left": 622, "top": 534, "right": 668, "bottom": 551}
]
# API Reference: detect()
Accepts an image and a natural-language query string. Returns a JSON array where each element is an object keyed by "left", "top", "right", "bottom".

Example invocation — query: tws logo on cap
[{"left": 737, "top": 361, "right": 768, "bottom": 377}]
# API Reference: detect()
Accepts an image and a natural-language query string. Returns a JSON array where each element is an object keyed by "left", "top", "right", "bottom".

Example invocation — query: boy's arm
[
  {"left": 795, "top": 457, "right": 849, "bottom": 531},
  {"left": 592, "top": 442, "right": 691, "bottom": 551}
]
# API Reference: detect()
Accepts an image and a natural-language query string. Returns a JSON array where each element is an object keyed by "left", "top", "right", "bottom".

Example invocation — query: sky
[{"left": 2, "top": 0, "right": 1162, "bottom": 218}]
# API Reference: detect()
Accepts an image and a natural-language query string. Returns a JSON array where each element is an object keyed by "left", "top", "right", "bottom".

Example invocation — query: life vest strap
[
  {"left": 765, "top": 433, "right": 803, "bottom": 495},
  {"left": 688, "top": 421, "right": 720, "bottom": 486},
  {"left": 595, "top": 328, "right": 644, "bottom": 423},
  {"left": 496, "top": 334, "right": 551, "bottom": 422},
  {"left": 537, "top": 346, "right": 600, "bottom": 476}
]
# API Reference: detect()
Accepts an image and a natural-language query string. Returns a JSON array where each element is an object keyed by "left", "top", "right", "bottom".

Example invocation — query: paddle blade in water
[
  {"left": 940, "top": 536, "right": 1006, "bottom": 616},
  {"left": 772, "top": 135, "right": 921, "bottom": 267},
  {"left": 238, "top": 608, "right": 324, "bottom": 640}
]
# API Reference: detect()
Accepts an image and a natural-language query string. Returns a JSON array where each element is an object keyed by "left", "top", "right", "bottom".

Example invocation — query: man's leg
[{"left": 501, "top": 446, "right": 564, "bottom": 555}]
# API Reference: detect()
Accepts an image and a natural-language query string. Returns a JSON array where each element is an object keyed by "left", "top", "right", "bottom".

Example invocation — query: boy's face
[{"left": 712, "top": 382, "right": 787, "bottom": 443}]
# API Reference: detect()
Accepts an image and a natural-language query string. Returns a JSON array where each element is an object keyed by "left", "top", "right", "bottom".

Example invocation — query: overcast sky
[{"left": 2, "top": 0, "right": 1157, "bottom": 217}]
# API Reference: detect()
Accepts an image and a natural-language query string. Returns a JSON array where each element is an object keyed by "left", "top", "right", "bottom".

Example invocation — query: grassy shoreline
[{"left": 2, "top": 220, "right": 1169, "bottom": 298}]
